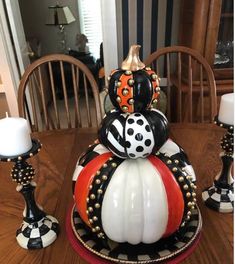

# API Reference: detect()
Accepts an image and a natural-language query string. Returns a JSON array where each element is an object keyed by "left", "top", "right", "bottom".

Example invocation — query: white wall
[{"left": 19, "top": 0, "right": 81, "bottom": 55}]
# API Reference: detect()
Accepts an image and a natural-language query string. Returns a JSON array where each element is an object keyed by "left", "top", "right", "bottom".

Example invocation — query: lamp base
[
  {"left": 16, "top": 215, "right": 59, "bottom": 249},
  {"left": 202, "top": 183, "right": 234, "bottom": 213}
]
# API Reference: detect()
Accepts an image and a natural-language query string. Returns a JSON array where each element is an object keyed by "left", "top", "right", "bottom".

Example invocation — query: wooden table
[{"left": 0, "top": 124, "right": 233, "bottom": 264}]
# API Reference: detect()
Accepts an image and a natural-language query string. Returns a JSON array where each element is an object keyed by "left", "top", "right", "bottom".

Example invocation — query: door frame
[{"left": 0, "top": 0, "right": 20, "bottom": 116}]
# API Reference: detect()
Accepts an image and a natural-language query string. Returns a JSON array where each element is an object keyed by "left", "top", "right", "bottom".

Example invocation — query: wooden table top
[{"left": 0, "top": 124, "right": 233, "bottom": 264}]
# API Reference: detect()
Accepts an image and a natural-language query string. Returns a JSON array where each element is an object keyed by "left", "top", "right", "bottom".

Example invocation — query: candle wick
[{"left": 5, "top": 112, "right": 9, "bottom": 118}]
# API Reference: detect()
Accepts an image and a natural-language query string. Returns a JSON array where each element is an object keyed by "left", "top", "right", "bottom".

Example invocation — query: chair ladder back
[
  {"left": 18, "top": 54, "right": 102, "bottom": 131},
  {"left": 144, "top": 46, "right": 217, "bottom": 123}
]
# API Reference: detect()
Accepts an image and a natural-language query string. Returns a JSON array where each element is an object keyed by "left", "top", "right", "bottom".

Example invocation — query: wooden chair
[
  {"left": 18, "top": 54, "right": 102, "bottom": 131},
  {"left": 144, "top": 46, "right": 217, "bottom": 123}
]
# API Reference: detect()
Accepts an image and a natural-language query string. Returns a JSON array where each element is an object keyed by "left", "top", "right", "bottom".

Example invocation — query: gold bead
[
  {"left": 7, "top": 158, "right": 11, "bottom": 162},
  {"left": 128, "top": 98, "right": 134, "bottom": 105},
  {"left": 172, "top": 167, "right": 178, "bottom": 172},
  {"left": 186, "top": 192, "right": 191, "bottom": 198},
  {"left": 187, "top": 211, "right": 192, "bottom": 216},
  {"left": 96, "top": 171, "right": 101, "bottom": 175},
  {"left": 90, "top": 194, "right": 96, "bottom": 200},
  {"left": 128, "top": 79, "right": 134, "bottom": 86},
  {"left": 109, "top": 157, "right": 113, "bottom": 161},
  {"left": 151, "top": 74, "right": 157, "bottom": 80},
  {"left": 174, "top": 159, "right": 179, "bottom": 164},
  {"left": 88, "top": 207, "right": 93, "bottom": 212},
  {"left": 116, "top": 96, "right": 121, "bottom": 103},
  {"left": 152, "top": 99, "right": 158, "bottom": 104},
  {"left": 95, "top": 226, "right": 100, "bottom": 231},
  {"left": 186, "top": 175, "right": 190, "bottom": 180},
  {"left": 125, "top": 70, "right": 132, "bottom": 75},
  {"left": 97, "top": 189, "right": 103, "bottom": 194},
  {"left": 103, "top": 164, "right": 107, "bottom": 168},
  {"left": 187, "top": 215, "right": 191, "bottom": 220},
  {"left": 155, "top": 87, "right": 160, "bottom": 92},
  {"left": 18, "top": 156, "right": 22, "bottom": 160},
  {"left": 89, "top": 185, "right": 93, "bottom": 190},
  {"left": 183, "top": 184, "right": 189, "bottom": 190},
  {"left": 92, "top": 228, "right": 96, "bottom": 232},
  {"left": 29, "top": 153, "right": 33, "bottom": 157},
  {"left": 95, "top": 203, "right": 100, "bottom": 208},
  {"left": 111, "top": 163, "right": 117, "bottom": 167},
  {"left": 93, "top": 216, "right": 98, "bottom": 221},
  {"left": 117, "top": 81, "right": 122, "bottom": 87},
  {"left": 122, "top": 89, "right": 129, "bottom": 96},
  {"left": 193, "top": 198, "right": 197, "bottom": 202},
  {"left": 187, "top": 202, "right": 192, "bottom": 207},
  {"left": 95, "top": 179, "right": 101, "bottom": 184},
  {"left": 191, "top": 206, "right": 195, "bottom": 210},
  {"left": 89, "top": 219, "right": 93, "bottom": 224},
  {"left": 86, "top": 198, "right": 89, "bottom": 202},
  {"left": 178, "top": 176, "right": 184, "bottom": 182},
  {"left": 86, "top": 210, "right": 89, "bottom": 215},
  {"left": 192, "top": 192, "right": 196, "bottom": 197},
  {"left": 102, "top": 175, "right": 108, "bottom": 180},
  {"left": 145, "top": 67, "right": 151, "bottom": 71},
  {"left": 122, "top": 106, "right": 128, "bottom": 112},
  {"left": 167, "top": 160, "right": 172, "bottom": 164}
]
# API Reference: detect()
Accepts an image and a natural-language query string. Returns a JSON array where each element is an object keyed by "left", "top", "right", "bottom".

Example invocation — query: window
[{"left": 78, "top": 0, "right": 103, "bottom": 59}]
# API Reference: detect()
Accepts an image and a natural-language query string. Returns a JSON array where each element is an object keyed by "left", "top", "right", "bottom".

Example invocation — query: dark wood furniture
[
  {"left": 144, "top": 46, "right": 217, "bottom": 123},
  {"left": 0, "top": 124, "right": 233, "bottom": 263},
  {"left": 18, "top": 54, "right": 102, "bottom": 132},
  {"left": 179, "top": 0, "right": 233, "bottom": 94}
]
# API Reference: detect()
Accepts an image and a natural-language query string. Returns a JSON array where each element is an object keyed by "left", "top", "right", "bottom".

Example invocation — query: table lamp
[
  {"left": 202, "top": 93, "right": 234, "bottom": 213},
  {"left": 46, "top": 4, "right": 76, "bottom": 52}
]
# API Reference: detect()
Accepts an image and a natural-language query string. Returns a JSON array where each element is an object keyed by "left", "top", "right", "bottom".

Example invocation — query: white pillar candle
[
  {"left": 218, "top": 93, "right": 234, "bottom": 125},
  {"left": 0, "top": 116, "right": 32, "bottom": 156}
]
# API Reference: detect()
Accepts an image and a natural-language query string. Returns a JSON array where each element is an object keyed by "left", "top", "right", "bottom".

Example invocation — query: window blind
[{"left": 78, "top": 0, "right": 103, "bottom": 59}]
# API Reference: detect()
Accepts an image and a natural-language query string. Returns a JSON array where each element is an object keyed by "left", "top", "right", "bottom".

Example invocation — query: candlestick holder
[
  {"left": 0, "top": 139, "right": 59, "bottom": 249},
  {"left": 202, "top": 116, "right": 234, "bottom": 213}
]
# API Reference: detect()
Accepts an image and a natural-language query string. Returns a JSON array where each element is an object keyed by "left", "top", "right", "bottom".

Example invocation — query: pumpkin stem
[{"left": 121, "top": 45, "right": 145, "bottom": 71}]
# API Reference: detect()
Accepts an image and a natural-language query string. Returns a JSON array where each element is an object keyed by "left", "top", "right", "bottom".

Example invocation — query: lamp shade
[{"left": 46, "top": 5, "right": 76, "bottom": 25}]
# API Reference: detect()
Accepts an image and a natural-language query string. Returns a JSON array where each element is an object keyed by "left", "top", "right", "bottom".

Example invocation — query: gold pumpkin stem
[{"left": 121, "top": 45, "right": 145, "bottom": 71}]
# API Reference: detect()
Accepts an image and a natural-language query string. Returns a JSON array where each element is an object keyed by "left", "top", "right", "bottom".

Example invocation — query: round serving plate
[{"left": 66, "top": 204, "right": 202, "bottom": 264}]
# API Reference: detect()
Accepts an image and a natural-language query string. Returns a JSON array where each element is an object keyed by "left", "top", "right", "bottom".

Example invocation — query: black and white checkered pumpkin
[{"left": 98, "top": 109, "right": 169, "bottom": 159}]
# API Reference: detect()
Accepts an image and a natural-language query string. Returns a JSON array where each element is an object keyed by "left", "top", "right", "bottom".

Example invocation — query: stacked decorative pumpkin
[{"left": 72, "top": 45, "right": 197, "bottom": 245}]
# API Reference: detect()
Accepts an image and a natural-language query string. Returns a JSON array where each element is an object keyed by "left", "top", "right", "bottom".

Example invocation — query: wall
[
  {"left": 19, "top": 0, "right": 81, "bottom": 55},
  {"left": 115, "top": 0, "right": 181, "bottom": 63}
]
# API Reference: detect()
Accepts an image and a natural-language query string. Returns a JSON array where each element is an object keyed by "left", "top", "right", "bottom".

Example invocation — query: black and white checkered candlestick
[
  {"left": 202, "top": 116, "right": 234, "bottom": 213},
  {"left": 0, "top": 139, "right": 59, "bottom": 249}
]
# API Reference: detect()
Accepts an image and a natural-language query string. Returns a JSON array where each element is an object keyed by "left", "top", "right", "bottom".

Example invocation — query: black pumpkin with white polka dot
[{"left": 98, "top": 109, "right": 169, "bottom": 159}]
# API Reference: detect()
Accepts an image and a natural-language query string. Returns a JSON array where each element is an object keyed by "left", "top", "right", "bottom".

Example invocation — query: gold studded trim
[{"left": 71, "top": 204, "right": 202, "bottom": 264}]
